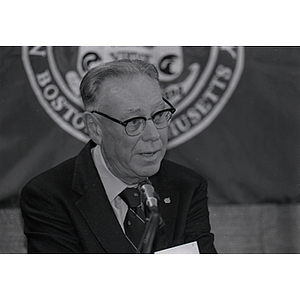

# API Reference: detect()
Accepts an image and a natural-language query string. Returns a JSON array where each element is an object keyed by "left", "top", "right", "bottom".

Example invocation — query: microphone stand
[
  {"left": 137, "top": 180, "right": 163, "bottom": 254},
  {"left": 137, "top": 207, "right": 160, "bottom": 254}
]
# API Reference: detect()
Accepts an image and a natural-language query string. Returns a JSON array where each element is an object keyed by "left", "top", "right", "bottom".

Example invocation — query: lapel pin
[{"left": 164, "top": 197, "right": 171, "bottom": 204}]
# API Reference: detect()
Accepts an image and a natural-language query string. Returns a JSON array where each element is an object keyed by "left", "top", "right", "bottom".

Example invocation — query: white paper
[{"left": 155, "top": 241, "right": 200, "bottom": 254}]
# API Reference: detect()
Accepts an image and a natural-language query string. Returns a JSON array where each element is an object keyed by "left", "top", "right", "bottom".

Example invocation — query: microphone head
[
  {"left": 138, "top": 179, "right": 153, "bottom": 195},
  {"left": 138, "top": 180, "right": 158, "bottom": 209},
  {"left": 138, "top": 180, "right": 163, "bottom": 224}
]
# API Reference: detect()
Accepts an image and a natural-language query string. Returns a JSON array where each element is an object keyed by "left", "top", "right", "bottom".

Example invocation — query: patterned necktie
[{"left": 119, "top": 188, "right": 146, "bottom": 248}]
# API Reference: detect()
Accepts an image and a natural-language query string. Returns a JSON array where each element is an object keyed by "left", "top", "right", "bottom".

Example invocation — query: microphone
[
  {"left": 138, "top": 180, "right": 159, "bottom": 213},
  {"left": 137, "top": 180, "right": 161, "bottom": 253}
]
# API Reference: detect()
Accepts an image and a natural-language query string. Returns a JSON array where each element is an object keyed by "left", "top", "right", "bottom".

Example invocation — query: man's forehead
[
  {"left": 125, "top": 100, "right": 164, "bottom": 113},
  {"left": 98, "top": 75, "right": 162, "bottom": 109},
  {"left": 104, "top": 74, "right": 158, "bottom": 92}
]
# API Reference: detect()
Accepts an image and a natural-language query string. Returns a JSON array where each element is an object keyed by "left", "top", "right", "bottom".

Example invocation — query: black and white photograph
[{"left": 1, "top": 3, "right": 299, "bottom": 299}]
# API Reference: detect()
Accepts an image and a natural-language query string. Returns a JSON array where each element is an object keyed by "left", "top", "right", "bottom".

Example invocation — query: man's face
[{"left": 95, "top": 75, "right": 169, "bottom": 185}]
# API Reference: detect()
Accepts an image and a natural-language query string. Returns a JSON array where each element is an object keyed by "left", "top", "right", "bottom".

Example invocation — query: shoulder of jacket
[
  {"left": 24, "top": 140, "right": 94, "bottom": 188},
  {"left": 25, "top": 156, "right": 76, "bottom": 190}
]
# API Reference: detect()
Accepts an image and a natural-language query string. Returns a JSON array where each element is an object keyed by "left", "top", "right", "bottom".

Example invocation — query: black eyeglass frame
[{"left": 90, "top": 97, "right": 176, "bottom": 135}]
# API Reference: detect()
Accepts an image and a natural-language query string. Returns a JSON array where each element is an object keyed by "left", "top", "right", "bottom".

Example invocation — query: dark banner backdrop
[{"left": 1, "top": 46, "right": 299, "bottom": 206}]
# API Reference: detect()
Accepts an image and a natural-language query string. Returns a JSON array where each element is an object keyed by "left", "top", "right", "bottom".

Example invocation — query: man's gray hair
[{"left": 80, "top": 59, "right": 160, "bottom": 109}]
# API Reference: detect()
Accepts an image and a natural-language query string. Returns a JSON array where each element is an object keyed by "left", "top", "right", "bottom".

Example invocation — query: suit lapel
[
  {"left": 150, "top": 168, "right": 180, "bottom": 251},
  {"left": 72, "top": 141, "right": 136, "bottom": 253},
  {"left": 75, "top": 181, "right": 136, "bottom": 253}
]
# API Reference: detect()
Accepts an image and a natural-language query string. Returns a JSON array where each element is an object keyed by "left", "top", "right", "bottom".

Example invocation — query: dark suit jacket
[{"left": 20, "top": 140, "right": 217, "bottom": 253}]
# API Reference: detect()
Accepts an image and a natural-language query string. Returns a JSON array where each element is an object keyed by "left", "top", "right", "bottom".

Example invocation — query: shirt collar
[{"left": 92, "top": 145, "right": 127, "bottom": 203}]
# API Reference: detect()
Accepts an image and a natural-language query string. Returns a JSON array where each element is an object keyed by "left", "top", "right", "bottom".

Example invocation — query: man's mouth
[{"left": 139, "top": 150, "right": 159, "bottom": 157}]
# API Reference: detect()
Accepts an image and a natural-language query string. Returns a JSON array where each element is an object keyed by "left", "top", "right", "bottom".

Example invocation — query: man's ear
[{"left": 82, "top": 112, "right": 103, "bottom": 144}]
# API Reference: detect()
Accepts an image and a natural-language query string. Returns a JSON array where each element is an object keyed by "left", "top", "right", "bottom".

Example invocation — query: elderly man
[{"left": 20, "top": 59, "right": 217, "bottom": 254}]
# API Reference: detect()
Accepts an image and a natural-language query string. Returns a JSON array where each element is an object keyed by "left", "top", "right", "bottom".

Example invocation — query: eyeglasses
[{"left": 90, "top": 97, "right": 176, "bottom": 136}]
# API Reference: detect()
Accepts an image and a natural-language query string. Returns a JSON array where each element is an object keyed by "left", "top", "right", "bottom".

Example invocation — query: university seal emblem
[{"left": 22, "top": 46, "right": 244, "bottom": 149}]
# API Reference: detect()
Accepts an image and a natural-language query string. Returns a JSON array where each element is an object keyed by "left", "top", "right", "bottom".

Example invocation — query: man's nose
[{"left": 141, "top": 119, "right": 160, "bottom": 141}]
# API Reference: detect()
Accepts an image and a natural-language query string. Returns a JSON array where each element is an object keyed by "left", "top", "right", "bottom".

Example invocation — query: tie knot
[{"left": 119, "top": 188, "right": 140, "bottom": 208}]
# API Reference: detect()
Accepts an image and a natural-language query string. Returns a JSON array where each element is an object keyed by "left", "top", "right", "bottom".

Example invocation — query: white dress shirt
[{"left": 91, "top": 145, "right": 132, "bottom": 232}]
